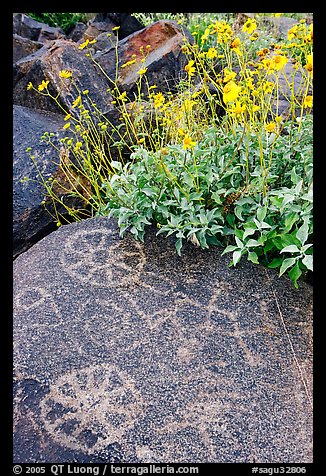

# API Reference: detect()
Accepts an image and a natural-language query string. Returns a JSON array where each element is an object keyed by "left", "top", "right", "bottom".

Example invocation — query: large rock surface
[
  {"left": 13, "top": 105, "right": 64, "bottom": 258},
  {"left": 13, "top": 38, "right": 115, "bottom": 115},
  {"left": 94, "top": 20, "right": 194, "bottom": 99},
  {"left": 13, "top": 216, "right": 313, "bottom": 463}
]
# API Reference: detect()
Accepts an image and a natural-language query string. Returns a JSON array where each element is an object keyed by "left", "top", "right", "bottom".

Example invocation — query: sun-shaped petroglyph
[{"left": 39, "top": 364, "right": 146, "bottom": 453}]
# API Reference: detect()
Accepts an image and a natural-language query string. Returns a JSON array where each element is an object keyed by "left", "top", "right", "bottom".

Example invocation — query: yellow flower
[
  {"left": 250, "top": 32, "right": 259, "bottom": 41},
  {"left": 112, "top": 26, "right": 120, "bottom": 31},
  {"left": 223, "top": 68, "right": 236, "bottom": 83},
  {"left": 275, "top": 115, "right": 283, "bottom": 123},
  {"left": 64, "top": 113, "right": 71, "bottom": 121},
  {"left": 153, "top": 92, "right": 165, "bottom": 108},
  {"left": 137, "top": 137, "right": 145, "bottom": 144},
  {"left": 183, "top": 134, "right": 196, "bottom": 150},
  {"left": 82, "top": 90, "right": 89, "bottom": 95},
  {"left": 230, "top": 37, "right": 242, "bottom": 55},
  {"left": 303, "top": 95, "right": 313, "bottom": 108},
  {"left": 206, "top": 47, "right": 217, "bottom": 59},
  {"left": 242, "top": 18, "right": 257, "bottom": 35},
  {"left": 229, "top": 101, "right": 246, "bottom": 116},
  {"left": 71, "top": 96, "right": 81, "bottom": 108},
  {"left": 74, "top": 141, "right": 83, "bottom": 151},
  {"left": 223, "top": 81, "right": 240, "bottom": 103},
  {"left": 121, "top": 59, "right": 137, "bottom": 68},
  {"left": 137, "top": 68, "right": 148, "bottom": 76},
  {"left": 117, "top": 91, "right": 127, "bottom": 102},
  {"left": 263, "top": 81, "right": 275, "bottom": 94},
  {"left": 272, "top": 54, "right": 288, "bottom": 71},
  {"left": 265, "top": 121, "right": 276, "bottom": 132},
  {"left": 305, "top": 54, "right": 313, "bottom": 77},
  {"left": 79, "top": 39, "right": 90, "bottom": 50},
  {"left": 178, "top": 128, "right": 186, "bottom": 136},
  {"left": 59, "top": 70, "right": 72, "bottom": 79},
  {"left": 38, "top": 80, "right": 49, "bottom": 92},
  {"left": 287, "top": 25, "right": 298, "bottom": 41},
  {"left": 27, "top": 82, "right": 33, "bottom": 90},
  {"left": 185, "top": 60, "right": 196, "bottom": 77},
  {"left": 201, "top": 27, "right": 211, "bottom": 44},
  {"left": 63, "top": 122, "right": 71, "bottom": 130}
]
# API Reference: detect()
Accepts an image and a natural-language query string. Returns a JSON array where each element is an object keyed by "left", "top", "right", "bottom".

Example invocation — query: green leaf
[
  {"left": 246, "top": 238, "right": 261, "bottom": 248},
  {"left": 257, "top": 206, "right": 267, "bottom": 222},
  {"left": 233, "top": 249, "right": 242, "bottom": 266},
  {"left": 175, "top": 237, "right": 183, "bottom": 256},
  {"left": 243, "top": 228, "right": 256, "bottom": 239},
  {"left": 279, "top": 257, "right": 297, "bottom": 276},
  {"left": 235, "top": 236, "right": 244, "bottom": 248},
  {"left": 288, "top": 261, "right": 302, "bottom": 288},
  {"left": 296, "top": 221, "right": 309, "bottom": 245},
  {"left": 247, "top": 251, "right": 259, "bottom": 264},
  {"left": 268, "top": 257, "right": 283, "bottom": 268},
  {"left": 280, "top": 244, "right": 300, "bottom": 254},
  {"left": 221, "top": 244, "right": 238, "bottom": 255},
  {"left": 302, "top": 254, "right": 313, "bottom": 271}
]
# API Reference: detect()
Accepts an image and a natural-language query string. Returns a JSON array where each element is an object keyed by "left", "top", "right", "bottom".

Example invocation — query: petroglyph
[
  {"left": 13, "top": 217, "right": 313, "bottom": 462},
  {"left": 39, "top": 364, "right": 146, "bottom": 453}
]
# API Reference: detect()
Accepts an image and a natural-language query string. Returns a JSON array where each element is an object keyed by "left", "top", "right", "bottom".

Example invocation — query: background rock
[
  {"left": 94, "top": 20, "right": 194, "bottom": 99},
  {"left": 13, "top": 39, "right": 115, "bottom": 115},
  {"left": 13, "top": 13, "right": 65, "bottom": 42},
  {"left": 13, "top": 34, "right": 43, "bottom": 63},
  {"left": 13, "top": 216, "right": 313, "bottom": 463}
]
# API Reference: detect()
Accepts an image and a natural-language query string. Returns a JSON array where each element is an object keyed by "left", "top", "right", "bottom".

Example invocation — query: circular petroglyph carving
[
  {"left": 39, "top": 364, "right": 146, "bottom": 453},
  {"left": 58, "top": 228, "right": 146, "bottom": 288}
]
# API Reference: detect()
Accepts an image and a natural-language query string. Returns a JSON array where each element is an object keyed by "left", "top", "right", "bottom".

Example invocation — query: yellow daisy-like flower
[
  {"left": 59, "top": 70, "right": 72, "bottom": 79},
  {"left": 201, "top": 27, "right": 211, "bottom": 44},
  {"left": 153, "top": 92, "right": 165, "bottom": 108},
  {"left": 185, "top": 60, "right": 196, "bottom": 77},
  {"left": 305, "top": 54, "right": 313, "bottom": 77},
  {"left": 38, "top": 80, "right": 49, "bottom": 92},
  {"left": 183, "top": 134, "right": 196, "bottom": 150},
  {"left": 137, "top": 68, "right": 148, "bottom": 76},
  {"left": 206, "top": 47, "right": 218, "bottom": 59},
  {"left": 229, "top": 101, "right": 246, "bottom": 116},
  {"left": 223, "top": 81, "right": 241, "bottom": 103},
  {"left": 223, "top": 68, "right": 236, "bottom": 83},
  {"left": 303, "top": 95, "right": 313, "bottom": 108},
  {"left": 27, "top": 82, "right": 33, "bottom": 91},
  {"left": 265, "top": 121, "right": 276, "bottom": 133},
  {"left": 178, "top": 128, "right": 186, "bottom": 136},
  {"left": 71, "top": 96, "right": 81, "bottom": 108},
  {"left": 272, "top": 54, "right": 288, "bottom": 71},
  {"left": 263, "top": 81, "right": 275, "bottom": 94},
  {"left": 242, "top": 18, "right": 257, "bottom": 35},
  {"left": 79, "top": 39, "right": 90, "bottom": 50},
  {"left": 230, "top": 37, "right": 242, "bottom": 55}
]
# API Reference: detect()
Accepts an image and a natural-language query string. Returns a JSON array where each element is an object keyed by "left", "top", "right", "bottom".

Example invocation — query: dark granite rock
[
  {"left": 13, "top": 216, "right": 313, "bottom": 463},
  {"left": 13, "top": 34, "right": 43, "bottom": 63},
  {"left": 13, "top": 13, "right": 65, "bottom": 42},
  {"left": 94, "top": 20, "right": 194, "bottom": 99},
  {"left": 13, "top": 38, "right": 115, "bottom": 115},
  {"left": 86, "top": 13, "right": 144, "bottom": 40},
  {"left": 67, "top": 22, "right": 88, "bottom": 42},
  {"left": 13, "top": 105, "right": 90, "bottom": 259}
]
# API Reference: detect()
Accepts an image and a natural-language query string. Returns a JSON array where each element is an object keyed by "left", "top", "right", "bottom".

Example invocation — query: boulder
[
  {"left": 67, "top": 22, "right": 88, "bottom": 42},
  {"left": 94, "top": 20, "right": 194, "bottom": 99},
  {"left": 82, "top": 13, "right": 144, "bottom": 41},
  {"left": 13, "top": 105, "right": 90, "bottom": 259},
  {"left": 13, "top": 216, "right": 312, "bottom": 463},
  {"left": 13, "top": 34, "right": 43, "bottom": 63},
  {"left": 13, "top": 13, "right": 65, "bottom": 42},
  {"left": 13, "top": 38, "right": 115, "bottom": 115}
]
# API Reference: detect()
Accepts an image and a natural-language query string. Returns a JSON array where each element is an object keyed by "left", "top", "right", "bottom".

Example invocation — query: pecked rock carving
[{"left": 13, "top": 216, "right": 313, "bottom": 463}]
